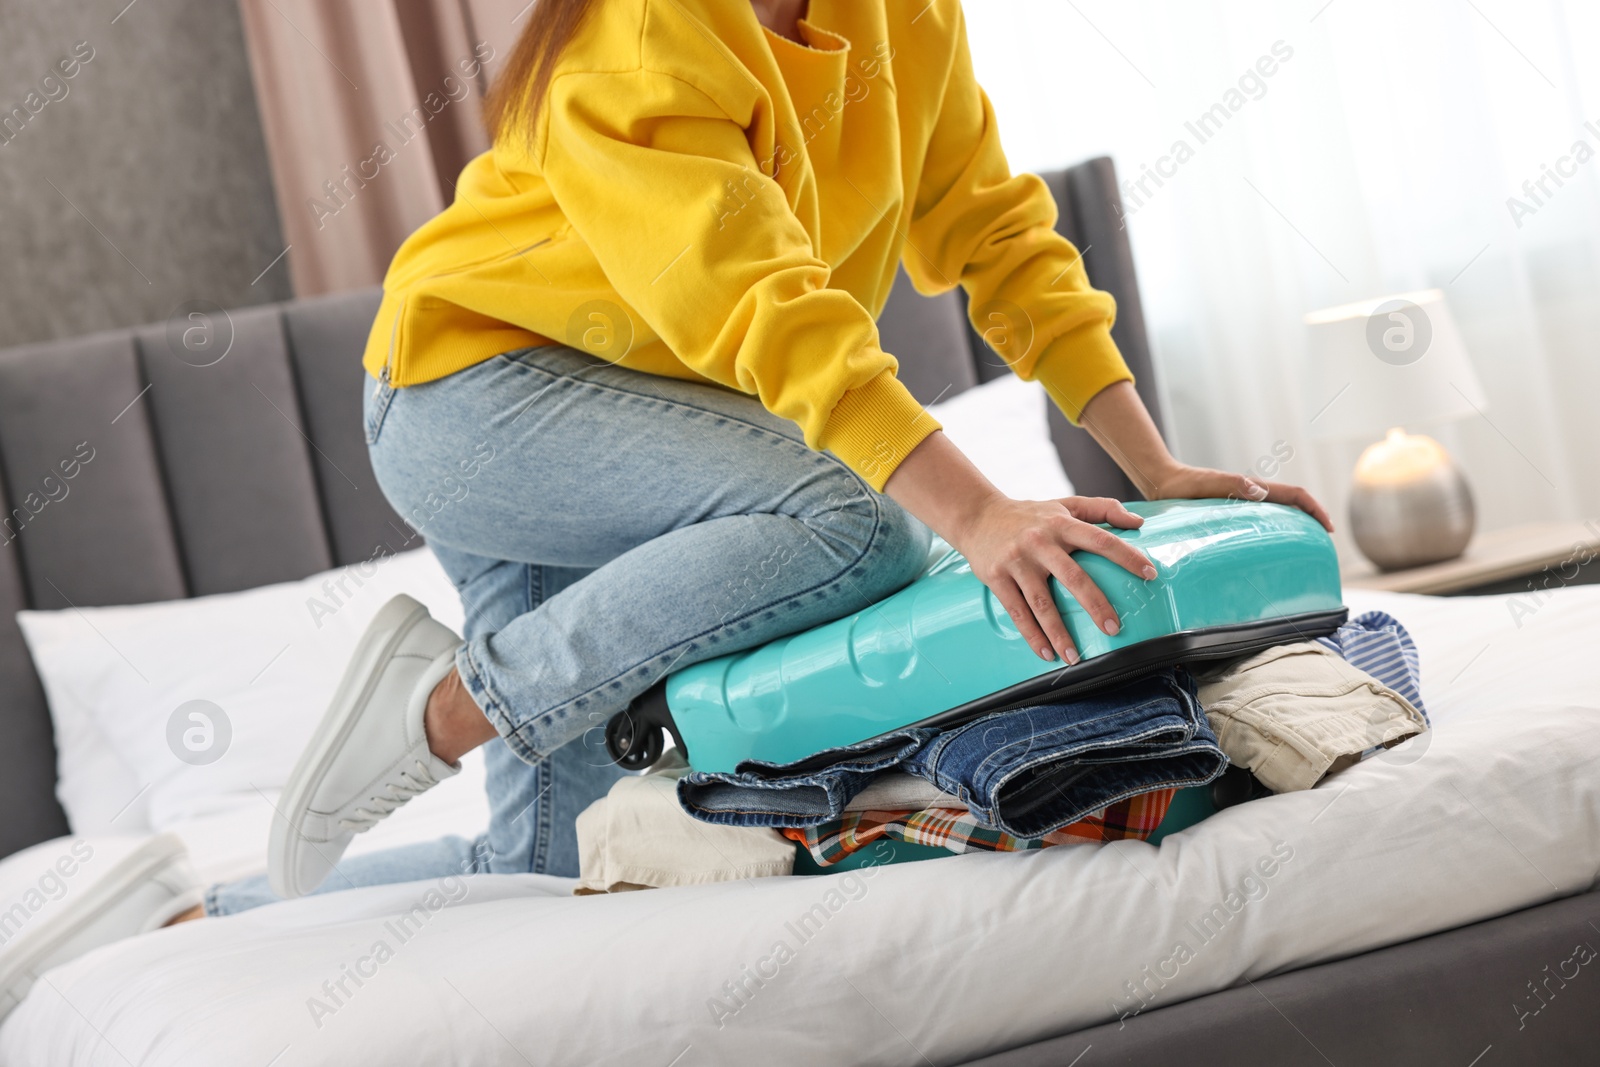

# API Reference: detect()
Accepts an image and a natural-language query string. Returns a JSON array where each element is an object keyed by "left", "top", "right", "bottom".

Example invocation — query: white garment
[
  {"left": 575, "top": 751, "right": 794, "bottom": 894},
  {"left": 844, "top": 771, "right": 963, "bottom": 813},
  {"left": 1197, "top": 641, "right": 1427, "bottom": 793}
]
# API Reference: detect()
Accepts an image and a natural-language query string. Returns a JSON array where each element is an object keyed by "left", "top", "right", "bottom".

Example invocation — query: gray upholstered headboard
[{"left": 0, "top": 157, "right": 1159, "bottom": 862}]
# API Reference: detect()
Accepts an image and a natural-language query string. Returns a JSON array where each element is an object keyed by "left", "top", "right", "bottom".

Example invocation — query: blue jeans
[
  {"left": 207, "top": 345, "right": 931, "bottom": 914},
  {"left": 676, "top": 669, "right": 1226, "bottom": 839},
  {"left": 902, "top": 668, "right": 1225, "bottom": 837},
  {"left": 676, "top": 729, "right": 939, "bottom": 826}
]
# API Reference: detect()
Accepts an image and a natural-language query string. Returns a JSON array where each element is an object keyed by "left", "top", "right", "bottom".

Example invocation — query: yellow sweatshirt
[{"left": 363, "top": 0, "right": 1130, "bottom": 490}]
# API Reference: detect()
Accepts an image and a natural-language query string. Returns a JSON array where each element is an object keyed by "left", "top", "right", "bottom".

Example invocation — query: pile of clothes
[{"left": 574, "top": 612, "right": 1428, "bottom": 894}]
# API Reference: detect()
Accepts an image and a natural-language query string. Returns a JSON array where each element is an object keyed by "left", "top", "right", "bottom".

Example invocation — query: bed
[{"left": 1, "top": 159, "right": 1596, "bottom": 1065}]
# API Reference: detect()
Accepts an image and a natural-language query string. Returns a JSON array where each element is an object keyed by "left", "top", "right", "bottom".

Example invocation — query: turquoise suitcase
[{"left": 605, "top": 499, "right": 1346, "bottom": 773}]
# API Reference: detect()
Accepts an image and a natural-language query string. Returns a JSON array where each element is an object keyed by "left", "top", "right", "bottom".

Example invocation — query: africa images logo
[
  {"left": 166, "top": 699, "right": 232, "bottom": 766},
  {"left": 1364, "top": 299, "right": 1432, "bottom": 367}
]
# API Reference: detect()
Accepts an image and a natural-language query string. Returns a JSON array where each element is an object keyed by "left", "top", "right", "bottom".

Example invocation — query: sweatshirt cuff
[
  {"left": 817, "top": 369, "right": 941, "bottom": 492},
  {"left": 1031, "top": 323, "right": 1134, "bottom": 424}
]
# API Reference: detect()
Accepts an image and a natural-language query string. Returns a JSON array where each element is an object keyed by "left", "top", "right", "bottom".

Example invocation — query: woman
[{"left": 234, "top": 0, "right": 1325, "bottom": 911}]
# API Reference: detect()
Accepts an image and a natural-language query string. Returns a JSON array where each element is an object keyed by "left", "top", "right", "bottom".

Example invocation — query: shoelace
[{"left": 339, "top": 759, "right": 440, "bottom": 831}]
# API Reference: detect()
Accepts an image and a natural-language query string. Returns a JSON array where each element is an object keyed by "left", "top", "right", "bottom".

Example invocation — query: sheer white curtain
[{"left": 966, "top": 0, "right": 1600, "bottom": 546}]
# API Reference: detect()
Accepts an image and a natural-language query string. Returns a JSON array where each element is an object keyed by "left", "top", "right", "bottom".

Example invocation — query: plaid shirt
[{"left": 781, "top": 789, "right": 1174, "bottom": 867}]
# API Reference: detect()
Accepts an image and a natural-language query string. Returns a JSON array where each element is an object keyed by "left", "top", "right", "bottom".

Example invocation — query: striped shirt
[{"left": 1315, "top": 611, "right": 1427, "bottom": 723}]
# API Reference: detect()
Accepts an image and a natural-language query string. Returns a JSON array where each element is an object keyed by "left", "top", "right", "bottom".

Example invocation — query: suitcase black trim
[{"left": 909, "top": 607, "right": 1350, "bottom": 731}]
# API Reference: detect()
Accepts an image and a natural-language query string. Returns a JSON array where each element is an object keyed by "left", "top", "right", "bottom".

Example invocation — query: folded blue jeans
[
  {"left": 677, "top": 729, "right": 937, "bottom": 827},
  {"left": 677, "top": 668, "right": 1227, "bottom": 837},
  {"left": 903, "top": 668, "right": 1226, "bottom": 838}
]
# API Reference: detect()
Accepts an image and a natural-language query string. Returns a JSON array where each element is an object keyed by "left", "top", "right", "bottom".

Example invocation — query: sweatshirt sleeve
[
  {"left": 536, "top": 67, "right": 937, "bottom": 491},
  {"left": 903, "top": 4, "right": 1133, "bottom": 422}
]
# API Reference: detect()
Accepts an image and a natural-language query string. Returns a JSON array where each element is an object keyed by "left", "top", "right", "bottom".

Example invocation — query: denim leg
[
  {"left": 366, "top": 345, "right": 933, "bottom": 765},
  {"left": 477, "top": 733, "right": 626, "bottom": 877},
  {"left": 434, "top": 550, "right": 627, "bottom": 879},
  {"left": 205, "top": 836, "right": 490, "bottom": 916}
]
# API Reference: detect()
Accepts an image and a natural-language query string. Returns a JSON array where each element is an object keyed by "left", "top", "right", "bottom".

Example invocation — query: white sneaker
[
  {"left": 269, "top": 594, "right": 464, "bottom": 899},
  {"left": 0, "top": 834, "right": 201, "bottom": 1021}
]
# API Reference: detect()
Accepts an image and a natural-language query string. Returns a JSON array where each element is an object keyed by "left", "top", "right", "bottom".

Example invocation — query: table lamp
[{"left": 1303, "top": 289, "right": 1487, "bottom": 571}]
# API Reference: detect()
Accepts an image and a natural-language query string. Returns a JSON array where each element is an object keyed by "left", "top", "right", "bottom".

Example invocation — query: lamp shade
[{"left": 1303, "top": 289, "right": 1487, "bottom": 441}]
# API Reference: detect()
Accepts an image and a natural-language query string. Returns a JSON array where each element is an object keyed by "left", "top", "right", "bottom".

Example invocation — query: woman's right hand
[
  {"left": 883, "top": 431, "right": 1157, "bottom": 665},
  {"left": 953, "top": 494, "right": 1156, "bottom": 664}
]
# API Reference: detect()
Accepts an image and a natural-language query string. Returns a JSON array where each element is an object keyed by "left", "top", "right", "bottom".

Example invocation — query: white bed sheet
[{"left": 5, "top": 585, "right": 1599, "bottom": 1066}]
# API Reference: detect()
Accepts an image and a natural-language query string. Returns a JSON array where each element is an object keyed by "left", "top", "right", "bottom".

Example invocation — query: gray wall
[{"left": 0, "top": 0, "right": 291, "bottom": 347}]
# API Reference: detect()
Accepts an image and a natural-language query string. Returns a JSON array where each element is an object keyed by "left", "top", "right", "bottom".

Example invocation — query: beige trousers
[{"left": 1196, "top": 641, "right": 1427, "bottom": 793}]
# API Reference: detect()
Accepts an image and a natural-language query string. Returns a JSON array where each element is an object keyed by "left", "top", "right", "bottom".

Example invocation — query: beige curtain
[{"left": 237, "top": 0, "right": 530, "bottom": 296}]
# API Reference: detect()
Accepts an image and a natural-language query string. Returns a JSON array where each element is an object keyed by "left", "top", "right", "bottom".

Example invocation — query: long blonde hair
[{"left": 482, "top": 0, "right": 599, "bottom": 145}]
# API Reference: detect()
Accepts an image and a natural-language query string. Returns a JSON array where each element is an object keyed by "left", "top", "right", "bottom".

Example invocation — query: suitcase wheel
[{"left": 605, "top": 709, "right": 665, "bottom": 770}]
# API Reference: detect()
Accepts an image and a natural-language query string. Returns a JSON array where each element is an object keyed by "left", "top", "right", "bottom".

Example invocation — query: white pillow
[
  {"left": 925, "top": 373, "right": 1075, "bottom": 500},
  {"left": 16, "top": 548, "right": 468, "bottom": 834}
]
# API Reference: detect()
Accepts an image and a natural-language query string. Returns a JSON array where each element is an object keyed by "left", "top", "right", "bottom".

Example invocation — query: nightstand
[{"left": 1341, "top": 519, "right": 1600, "bottom": 596}]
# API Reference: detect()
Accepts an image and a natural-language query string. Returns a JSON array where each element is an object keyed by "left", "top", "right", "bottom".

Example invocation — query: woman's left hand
[
  {"left": 1147, "top": 462, "right": 1334, "bottom": 532},
  {"left": 1076, "top": 382, "right": 1334, "bottom": 533}
]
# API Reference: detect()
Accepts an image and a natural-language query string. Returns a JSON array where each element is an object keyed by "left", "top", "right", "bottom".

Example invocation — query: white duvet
[{"left": 4, "top": 585, "right": 1599, "bottom": 1066}]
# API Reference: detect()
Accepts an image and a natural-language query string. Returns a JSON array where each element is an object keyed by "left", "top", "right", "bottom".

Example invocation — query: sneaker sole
[{"left": 268, "top": 594, "right": 442, "bottom": 899}]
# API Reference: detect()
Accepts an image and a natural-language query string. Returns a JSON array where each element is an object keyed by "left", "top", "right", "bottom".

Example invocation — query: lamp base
[{"left": 1348, "top": 430, "right": 1475, "bottom": 571}]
